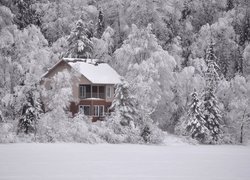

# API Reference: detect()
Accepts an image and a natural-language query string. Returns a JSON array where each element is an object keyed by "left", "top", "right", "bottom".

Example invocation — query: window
[
  {"left": 93, "top": 105, "right": 104, "bottom": 117},
  {"left": 92, "top": 86, "right": 105, "bottom": 98},
  {"left": 79, "top": 85, "right": 91, "bottom": 98},
  {"left": 106, "top": 86, "right": 112, "bottom": 98},
  {"left": 79, "top": 85, "right": 86, "bottom": 98},
  {"left": 79, "top": 105, "right": 91, "bottom": 115},
  {"left": 99, "top": 106, "right": 104, "bottom": 116},
  {"left": 92, "top": 86, "right": 98, "bottom": 98},
  {"left": 99, "top": 86, "right": 105, "bottom": 99}
]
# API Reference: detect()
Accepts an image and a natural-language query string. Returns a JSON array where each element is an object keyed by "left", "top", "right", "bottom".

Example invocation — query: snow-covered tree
[
  {"left": 171, "top": 66, "right": 206, "bottom": 134},
  {"left": 243, "top": 43, "right": 250, "bottom": 77},
  {"left": 114, "top": 24, "right": 177, "bottom": 126},
  {"left": 17, "top": 89, "right": 42, "bottom": 134},
  {"left": 192, "top": 21, "right": 238, "bottom": 78},
  {"left": 41, "top": 70, "right": 76, "bottom": 113},
  {"left": 185, "top": 90, "right": 209, "bottom": 143},
  {"left": 239, "top": 12, "right": 250, "bottom": 47},
  {"left": 203, "top": 42, "right": 223, "bottom": 143},
  {"left": 66, "top": 18, "right": 93, "bottom": 58},
  {"left": 0, "top": 108, "right": 3, "bottom": 122},
  {"left": 92, "top": 26, "right": 115, "bottom": 62},
  {"left": 109, "top": 78, "right": 163, "bottom": 144},
  {"left": 0, "top": 5, "right": 13, "bottom": 30},
  {"left": 110, "top": 78, "right": 139, "bottom": 126},
  {"left": 96, "top": 8, "right": 105, "bottom": 38},
  {"left": 13, "top": 0, "right": 41, "bottom": 29},
  {"left": 226, "top": 75, "right": 250, "bottom": 143}
]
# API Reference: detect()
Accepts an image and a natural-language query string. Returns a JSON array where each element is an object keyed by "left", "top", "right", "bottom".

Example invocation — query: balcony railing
[
  {"left": 92, "top": 93, "right": 105, "bottom": 99},
  {"left": 80, "top": 92, "right": 105, "bottom": 99}
]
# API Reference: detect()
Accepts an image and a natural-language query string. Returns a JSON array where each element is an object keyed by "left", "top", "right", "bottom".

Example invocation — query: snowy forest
[{"left": 0, "top": 0, "right": 250, "bottom": 145}]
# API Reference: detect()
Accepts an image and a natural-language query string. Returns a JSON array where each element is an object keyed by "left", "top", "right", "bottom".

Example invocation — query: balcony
[{"left": 79, "top": 85, "right": 106, "bottom": 99}]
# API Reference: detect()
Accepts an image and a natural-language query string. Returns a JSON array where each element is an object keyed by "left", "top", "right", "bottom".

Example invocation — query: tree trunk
[{"left": 240, "top": 123, "right": 244, "bottom": 144}]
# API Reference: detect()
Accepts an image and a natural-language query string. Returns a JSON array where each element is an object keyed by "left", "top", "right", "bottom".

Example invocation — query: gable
[{"left": 41, "top": 60, "right": 91, "bottom": 85}]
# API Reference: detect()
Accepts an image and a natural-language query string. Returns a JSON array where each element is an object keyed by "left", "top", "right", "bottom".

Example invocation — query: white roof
[{"left": 63, "top": 58, "right": 121, "bottom": 84}]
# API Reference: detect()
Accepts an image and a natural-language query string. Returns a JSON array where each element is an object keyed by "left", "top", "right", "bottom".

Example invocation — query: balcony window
[
  {"left": 92, "top": 86, "right": 105, "bottom": 99},
  {"left": 79, "top": 85, "right": 91, "bottom": 98},
  {"left": 79, "top": 85, "right": 105, "bottom": 99}
]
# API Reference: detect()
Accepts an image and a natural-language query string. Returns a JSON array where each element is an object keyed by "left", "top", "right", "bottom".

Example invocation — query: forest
[{"left": 0, "top": 0, "right": 250, "bottom": 144}]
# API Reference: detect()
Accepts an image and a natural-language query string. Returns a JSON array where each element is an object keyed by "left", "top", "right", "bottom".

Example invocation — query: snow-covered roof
[{"left": 63, "top": 58, "right": 121, "bottom": 84}]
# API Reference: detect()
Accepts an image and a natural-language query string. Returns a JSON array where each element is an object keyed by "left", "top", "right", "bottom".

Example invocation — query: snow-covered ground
[{"left": 0, "top": 143, "right": 250, "bottom": 180}]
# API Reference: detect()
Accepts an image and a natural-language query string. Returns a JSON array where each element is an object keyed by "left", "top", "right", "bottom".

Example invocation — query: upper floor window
[
  {"left": 92, "top": 86, "right": 105, "bottom": 99},
  {"left": 106, "top": 86, "right": 112, "bottom": 98},
  {"left": 79, "top": 85, "right": 91, "bottom": 98},
  {"left": 79, "top": 85, "right": 86, "bottom": 98}
]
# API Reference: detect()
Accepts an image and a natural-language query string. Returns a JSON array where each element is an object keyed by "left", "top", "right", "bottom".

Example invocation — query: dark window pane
[
  {"left": 86, "top": 85, "right": 91, "bottom": 93},
  {"left": 99, "top": 86, "right": 105, "bottom": 93},
  {"left": 92, "top": 86, "right": 97, "bottom": 93},
  {"left": 99, "top": 106, "right": 104, "bottom": 116},
  {"left": 84, "top": 106, "right": 90, "bottom": 115},
  {"left": 79, "top": 105, "right": 90, "bottom": 115}
]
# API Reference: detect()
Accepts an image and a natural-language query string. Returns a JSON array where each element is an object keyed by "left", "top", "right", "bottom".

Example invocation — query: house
[{"left": 41, "top": 58, "right": 121, "bottom": 121}]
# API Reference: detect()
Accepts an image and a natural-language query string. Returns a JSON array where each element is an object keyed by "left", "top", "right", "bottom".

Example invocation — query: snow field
[{"left": 0, "top": 144, "right": 250, "bottom": 180}]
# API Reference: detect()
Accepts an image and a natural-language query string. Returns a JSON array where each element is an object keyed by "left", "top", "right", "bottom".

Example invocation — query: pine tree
[
  {"left": 203, "top": 41, "right": 223, "bottom": 143},
  {"left": 96, "top": 8, "right": 105, "bottom": 38},
  {"left": 236, "top": 46, "right": 244, "bottom": 74},
  {"left": 185, "top": 90, "right": 209, "bottom": 143},
  {"left": 0, "top": 109, "right": 3, "bottom": 123},
  {"left": 109, "top": 79, "right": 139, "bottom": 126},
  {"left": 66, "top": 18, "right": 93, "bottom": 58},
  {"left": 17, "top": 90, "right": 42, "bottom": 134},
  {"left": 205, "top": 42, "right": 220, "bottom": 90},
  {"left": 239, "top": 12, "right": 250, "bottom": 46}
]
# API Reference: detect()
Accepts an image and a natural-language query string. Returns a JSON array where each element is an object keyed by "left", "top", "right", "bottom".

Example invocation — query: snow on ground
[{"left": 0, "top": 143, "right": 250, "bottom": 180}]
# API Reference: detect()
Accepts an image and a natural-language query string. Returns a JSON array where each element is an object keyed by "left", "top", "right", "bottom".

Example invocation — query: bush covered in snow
[
  {"left": 0, "top": 122, "right": 17, "bottom": 143},
  {"left": 35, "top": 110, "right": 163, "bottom": 144}
]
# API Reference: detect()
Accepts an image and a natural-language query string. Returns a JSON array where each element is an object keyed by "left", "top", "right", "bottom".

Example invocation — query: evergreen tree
[
  {"left": 236, "top": 46, "right": 244, "bottom": 74},
  {"left": 181, "top": 0, "right": 191, "bottom": 20},
  {"left": 13, "top": 0, "right": 41, "bottom": 29},
  {"left": 110, "top": 78, "right": 139, "bottom": 126},
  {"left": 0, "top": 109, "right": 3, "bottom": 122},
  {"left": 96, "top": 8, "right": 105, "bottom": 38},
  {"left": 17, "top": 90, "right": 42, "bottom": 134},
  {"left": 185, "top": 90, "right": 209, "bottom": 143},
  {"left": 66, "top": 18, "right": 93, "bottom": 58},
  {"left": 203, "top": 41, "right": 223, "bottom": 143},
  {"left": 239, "top": 12, "right": 250, "bottom": 47}
]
